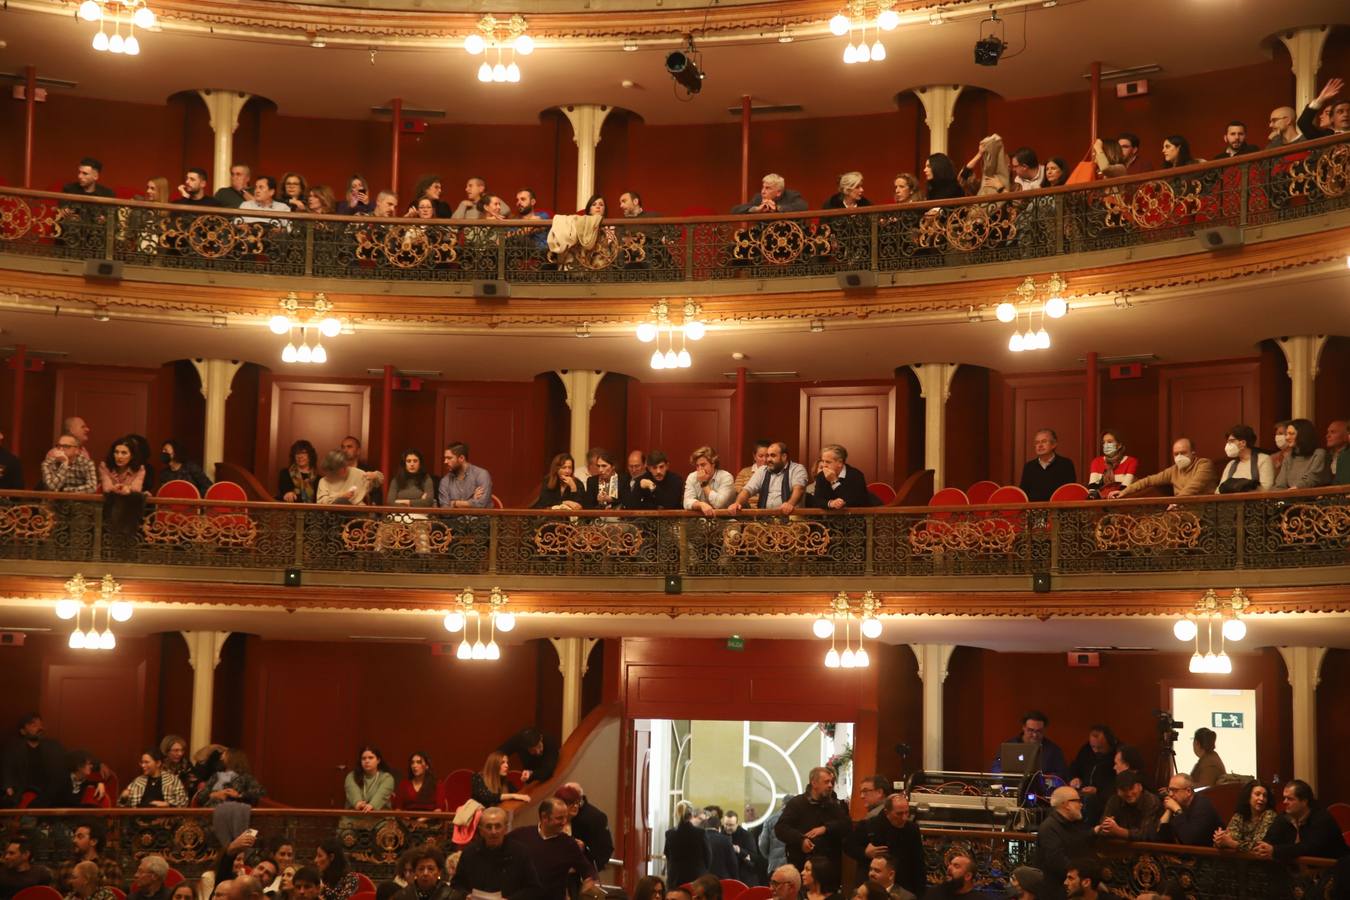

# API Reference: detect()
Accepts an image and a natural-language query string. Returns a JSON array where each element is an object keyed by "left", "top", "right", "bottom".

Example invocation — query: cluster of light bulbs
[
  {"left": 465, "top": 14, "right": 534, "bottom": 83},
  {"left": 1173, "top": 588, "right": 1249, "bottom": 675},
  {"left": 813, "top": 590, "right": 883, "bottom": 668},
  {"left": 829, "top": 4, "right": 899, "bottom": 64},
  {"left": 443, "top": 587, "right": 515, "bottom": 660},
  {"left": 636, "top": 300, "right": 705, "bottom": 370},
  {"left": 79, "top": 0, "right": 156, "bottom": 55},
  {"left": 996, "top": 274, "right": 1068, "bottom": 353},
  {"left": 268, "top": 292, "right": 341, "bottom": 365},
  {"left": 55, "top": 574, "right": 132, "bottom": 651}
]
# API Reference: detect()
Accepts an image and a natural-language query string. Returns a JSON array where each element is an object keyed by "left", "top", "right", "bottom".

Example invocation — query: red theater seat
[
  {"left": 966, "top": 480, "right": 999, "bottom": 505},
  {"left": 1049, "top": 483, "right": 1090, "bottom": 502},
  {"left": 866, "top": 482, "right": 895, "bottom": 505}
]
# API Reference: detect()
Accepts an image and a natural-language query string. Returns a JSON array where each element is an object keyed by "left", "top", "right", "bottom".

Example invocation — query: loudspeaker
[
  {"left": 1195, "top": 226, "right": 1243, "bottom": 251},
  {"left": 473, "top": 279, "right": 511, "bottom": 299},
  {"left": 284, "top": 567, "right": 302, "bottom": 587},
  {"left": 836, "top": 270, "right": 877, "bottom": 290},
  {"left": 664, "top": 575, "right": 682, "bottom": 594},
  {"left": 1032, "top": 572, "right": 1051, "bottom": 593},
  {"left": 83, "top": 259, "right": 123, "bottom": 281}
]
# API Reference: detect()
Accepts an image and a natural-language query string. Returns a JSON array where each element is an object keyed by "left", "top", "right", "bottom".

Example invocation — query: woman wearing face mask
[
  {"left": 1269, "top": 419, "right": 1291, "bottom": 476},
  {"left": 1272, "top": 418, "right": 1331, "bottom": 490},
  {"left": 1216, "top": 425, "right": 1274, "bottom": 493},
  {"left": 158, "top": 439, "right": 213, "bottom": 494},
  {"left": 1086, "top": 429, "right": 1137, "bottom": 498}
]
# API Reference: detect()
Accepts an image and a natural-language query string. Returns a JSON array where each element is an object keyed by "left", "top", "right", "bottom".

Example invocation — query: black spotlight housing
[
  {"left": 666, "top": 49, "right": 703, "bottom": 95},
  {"left": 974, "top": 34, "right": 1007, "bottom": 66}
]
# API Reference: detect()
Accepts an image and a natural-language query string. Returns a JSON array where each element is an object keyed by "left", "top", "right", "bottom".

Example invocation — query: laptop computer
[{"left": 999, "top": 741, "right": 1043, "bottom": 775}]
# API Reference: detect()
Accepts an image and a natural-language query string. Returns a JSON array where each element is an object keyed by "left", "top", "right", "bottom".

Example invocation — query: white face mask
[
  {"left": 1275, "top": 433, "right": 1288, "bottom": 450},
  {"left": 1225, "top": 441, "right": 1241, "bottom": 459},
  {"left": 1102, "top": 442, "right": 1118, "bottom": 455},
  {"left": 1174, "top": 454, "right": 1192, "bottom": 470}
]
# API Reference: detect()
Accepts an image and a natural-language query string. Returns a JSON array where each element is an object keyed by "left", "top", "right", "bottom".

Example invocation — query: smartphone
[{"left": 243, "top": 828, "right": 258, "bottom": 839}]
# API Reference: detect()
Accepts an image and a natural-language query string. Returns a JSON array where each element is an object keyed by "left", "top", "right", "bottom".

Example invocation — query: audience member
[
  {"left": 776, "top": 766, "right": 850, "bottom": 871},
  {"left": 666, "top": 802, "right": 711, "bottom": 887},
  {"left": 1216, "top": 121, "right": 1259, "bottom": 157},
  {"left": 807, "top": 444, "right": 875, "bottom": 509},
  {"left": 802, "top": 856, "right": 841, "bottom": 900},
  {"left": 118, "top": 747, "right": 189, "bottom": 807},
  {"left": 158, "top": 735, "right": 196, "bottom": 798},
  {"left": 1040, "top": 158, "right": 1068, "bottom": 188},
  {"left": 1274, "top": 418, "right": 1330, "bottom": 489},
  {"left": 193, "top": 747, "right": 266, "bottom": 807},
  {"left": 1008, "top": 867, "right": 1043, "bottom": 900},
  {"left": 438, "top": 442, "right": 493, "bottom": 508},
  {"left": 392, "top": 751, "right": 443, "bottom": 811},
  {"left": 691, "top": 874, "right": 722, "bottom": 900},
  {"left": 1061, "top": 859, "right": 1100, "bottom": 900},
  {"left": 1068, "top": 725, "right": 1117, "bottom": 825},
  {"left": 292, "top": 867, "right": 322, "bottom": 900},
  {"left": 1010, "top": 148, "right": 1045, "bottom": 191},
  {"left": 1018, "top": 430, "right": 1076, "bottom": 502},
  {"left": 824, "top": 172, "right": 872, "bottom": 209},
  {"left": 684, "top": 446, "right": 736, "bottom": 514},
  {"left": 0, "top": 431, "right": 21, "bottom": 490},
  {"left": 281, "top": 173, "right": 309, "bottom": 212},
  {"left": 473, "top": 752, "right": 531, "bottom": 807},
  {"left": 336, "top": 176, "right": 373, "bottom": 215},
  {"left": 129, "top": 855, "right": 171, "bottom": 900},
  {"left": 509, "top": 797, "right": 596, "bottom": 900},
  {"left": 730, "top": 441, "right": 807, "bottom": 514},
  {"left": 393, "top": 847, "right": 450, "bottom": 900},
  {"left": 1113, "top": 437, "right": 1217, "bottom": 498},
  {"left": 388, "top": 449, "right": 435, "bottom": 507},
  {"left": 582, "top": 449, "right": 620, "bottom": 510},
  {"left": 516, "top": 189, "right": 551, "bottom": 221},
  {"left": 0, "top": 836, "right": 52, "bottom": 900},
  {"left": 558, "top": 782, "right": 614, "bottom": 874},
  {"left": 43, "top": 434, "right": 98, "bottom": 492},
  {"left": 1, "top": 714, "right": 67, "bottom": 808},
  {"left": 1216, "top": 424, "right": 1274, "bottom": 493},
  {"left": 619, "top": 190, "right": 653, "bottom": 217},
  {"left": 63, "top": 859, "right": 115, "bottom": 900},
  {"left": 854, "top": 795, "right": 924, "bottom": 898},
  {"left": 54, "top": 824, "right": 121, "bottom": 893},
  {"left": 452, "top": 178, "right": 488, "bottom": 219},
  {"left": 1112, "top": 744, "right": 1150, "bottom": 790},
  {"left": 1213, "top": 780, "right": 1276, "bottom": 852},
  {"left": 315, "top": 839, "right": 359, "bottom": 900},
  {"left": 498, "top": 726, "right": 559, "bottom": 783},
  {"left": 893, "top": 174, "right": 919, "bottom": 203},
  {"left": 1264, "top": 779, "right": 1350, "bottom": 861},
  {"left": 277, "top": 439, "right": 319, "bottom": 502},
  {"left": 702, "top": 805, "right": 739, "bottom": 879},
  {"left": 616, "top": 450, "right": 652, "bottom": 509},
  {"left": 407, "top": 175, "right": 452, "bottom": 218},
  {"left": 1086, "top": 430, "right": 1136, "bottom": 498},
  {"left": 1117, "top": 132, "right": 1146, "bottom": 173},
  {"left": 239, "top": 176, "right": 289, "bottom": 224},
  {"left": 373, "top": 191, "right": 399, "bottom": 217},
  {"left": 1298, "top": 78, "right": 1350, "bottom": 139},
  {"left": 99, "top": 436, "right": 148, "bottom": 537},
  {"left": 1091, "top": 139, "right": 1126, "bottom": 178},
  {"left": 1157, "top": 774, "right": 1222, "bottom": 847},
  {"left": 338, "top": 436, "right": 383, "bottom": 503},
  {"left": 922, "top": 851, "right": 991, "bottom": 898},
  {"left": 534, "top": 453, "right": 588, "bottom": 509},
  {"left": 1003, "top": 710, "right": 1070, "bottom": 781},
  {"left": 1270, "top": 419, "right": 1292, "bottom": 475},
  {"left": 631, "top": 450, "right": 684, "bottom": 510},
  {"left": 733, "top": 440, "right": 771, "bottom": 500},
  {"left": 1160, "top": 135, "right": 1199, "bottom": 169},
  {"left": 1096, "top": 770, "right": 1159, "bottom": 841},
  {"left": 451, "top": 807, "right": 540, "bottom": 898},
  {"left": 721, "top": 810, "right": 759, "bottom": 886},
  {"left": 345, "top": 745, "right": 395, "bottom": 811},
  {"left": 1035, "top": 787, "right": 1092, "bottom": 900},
  {"left": 1189, "top": 728, "right": 1226, "bottom": 787},
  {"left": 159, "top": 439, "right": 213, "bottom": 494},
  {"left": 635, "top": 875, "right": 667, "bottom": 900},
  {"left": 317, "top": 449, "right": 369, "bottom": 505},
  {"left": 922, "top": 154, "right": 964, "bottom": 200},
  {"left": 866, "top": 856, "right": 915, "bottom": 900},
  {"left": 1266, "top": 107, "right": 1300, "bottom": 148},
  {"left": 1329, "top": 419, "right": 1350, "bottom": 484},
  {"left": 214, "top": 165, "right": 254, "bottom": 207},
  {"left": 308, "top": 186, "right": 337, "bottom": 215},
  {"left": 176, "top": 168, "right": 222, "bottom": 206},
  {"left": 64, "top": 158, "right": 115, "bottom": 198},
  {"left": 733, "top": 174, "right": 808, "bottom": 214}
]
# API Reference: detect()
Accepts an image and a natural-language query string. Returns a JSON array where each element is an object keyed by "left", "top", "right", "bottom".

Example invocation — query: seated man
[
  {"left": 733, "top": 441, "right": 771, "bottom": 507},
  {"left": 1262, "top": 778, "right": 1349, "bottom": 861},
  {"left": 1266, "top": 106, "right": 1301, "bottom": 148},
  {"left": 732, "top": 174, "right": 808, "bottom": 214},
  {"left": 1112, "top": 437, "right": 1216, "bottom": 498},
  {"left": 129, "top": 854, "right": 172, "bottom": 900},
  {"left": 1215, "top": 121, "right": 1259, "bottom": 158},
  {"left": 63, "top": 157, "right": 115, "bottom": 198},
  {"left": 1062, "top": 859, "right": 1102, "bottom": 900},
  {"left": 176, "top": 168, "right": 223, "bottom": 207},
  {"left": 290, "top": 867, "right": 322, "bottom": 900},
  {"left": 42, "top": 434, "right": 98, "bottom": 493},
  {"left": 728, "top": 442, "right": 807, "bottom": 515},
  {"left": 438, "top": 442, "right": 493, "bottom": 509},
  {"left": 684, "top": 447, "right": 736, "bottom": 514},
  {"left": 316, "top": 449, "right": 369, "bottom": 505},
  {"left": 636, "top": 450, "right": 684, "bottom": 510},
  {"left": 1096, "top": 771, "right": 1160, "bottom": 841},
  {"left": 508, "top": 797, "right": 595, "bottom": 900},
  {"left": 868, "top": 855, "right": 916, "bottom": 900},
  {"left": 513, "top": 188, "right": 551, "bottom": 250},
  {"left": 1018, "top": 429, "right": 1077, "bottom": 502},
  {"left": 452, "top": 807, "right": 539, "bottom": 899},
  {"left": 1009, "top": 147, "right": 1045, "bottom": 191},
  {"left": 922, "top": 850, "right": 988, "bottom": 898},
  {"left": 807, "top": 443, "right": 875, "bottom": 509},
  {"left": 395, "top": 847, "right": 450, "bottom": 900},
  {"left": 0, "top": 836, "right": 52, "bottom": 900},
  {"left": 55, "top": 822, "right": 122, "bottom": 892},
  {"left": 618, "top": 450, "right": 654, "bottom": 510},
  {"left": 238, "top": 176, "right": 290, "bottom": 225},
  {"left": 214, "top": 164, "right": 254, "bottom": 208},
  {"left": 452, "top": 177, "right": 487, "bottom": 219},
  {"left": 1156, "top": 774, "right": 1222, "bottom": 847}
]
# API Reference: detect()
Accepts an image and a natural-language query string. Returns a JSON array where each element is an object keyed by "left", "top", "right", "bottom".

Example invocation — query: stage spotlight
[
  {"left": 974, "top": 10, "right": 1007, "bottom": 66},
  {"left": 665, "top": 47, "right": 704, "bottom": 95}
]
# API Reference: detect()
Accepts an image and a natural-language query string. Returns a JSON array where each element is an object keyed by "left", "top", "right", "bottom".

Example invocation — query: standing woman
[
  {"left": 99, "top": 435, "right": 148, "bottom": 538},
  {"left": 345, "top": 745, "right": 396, "bottom": 811},
  {"left": 278, "top": 439, "right": 320, "bottom": 502},
  {"left": 470, "top": 751, "right": 531, "bottom": 807},
  {"left": 393, "top": 751, "right": 444, "bottom": 812}
]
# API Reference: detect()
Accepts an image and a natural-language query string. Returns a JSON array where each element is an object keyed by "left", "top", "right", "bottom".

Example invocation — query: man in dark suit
[
  {"left": 721, "top": 811, "right": 760, "bottom": 886},
  {"left": 618, "top": 450, "right": 655, "bottom": 510},
  {"left": 807, "top": 444, "right": 877, "bottom": 509},
  {"left": 627, "top": 450, "right": 684, "bottom": 510},
  {"left": 1018, "top": 429, "right": 1077, "bottom": 502},
  {"left": 731, "top": 174, "right": 808, "bottom": 214},
  {"left": 1297, "top": 77, "right": 1350, "bottom": 140},
  {"left": 703, "top": 806, "right": 740, "bottom": 879}
]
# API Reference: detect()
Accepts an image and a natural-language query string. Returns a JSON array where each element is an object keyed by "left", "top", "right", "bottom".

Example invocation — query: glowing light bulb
[
  {"left": 311, "top": 344, "right": 327, "bottom": 364},
  {"left": 1188, "top": 651, "right": 1203, "bottom": 673},
  {"left": 684, "top": 320, "right": 705, "bottom": 341},
  {"left": 1202, "top": 651, "right": 1219, "bottom": 673},
  {"left": 123, "top": 35, "right": 139, "bottom": 56},
  {"left": 93, "top": 31, "right": 110, "bottom": 51},
  {"left": 824, "top": 648, "right": 840, "bottom": 668},
  {"left": 108, "top": 33, "right": 125, "bottom": 53},
  {"left": 856, "top": 43, "right": 870, "bottom": 63},
  {"left": 56, "top": 600, "right": 80, "bottom": 620},
  {"left": 813, "top": 617, "right": 835, "bottom": 639},
  {"left": 471, "top": 640, "right": 487, "bottom": 659},
  {"left": 843, "top": 44, "right": 857, "bottom": 64},
  {"left": 456, "top": 640, "right": 471, "bottom": 659},
  {"left": 79, "top": 0, "right": 101, "bottom": 21},
  {"left": 495, "top": 612, "right": 515, "bottom": 632},
  {"left": 132, "top": 6, "right": 155, "bottom": 29},
  {"left": 281, "top": 343, "right": 298, "bottom": 363},
  {"left": 869, "top": 40, "right": 886, "bottom": 61},
  {"left": 650, "top": 350, "right": 666, "bottom": 370},
  {"left": 485, "top": 641, "right": 501, "bottom": 660},
  {"left": 636, "top": 322, "right": 658, "bottom": 342},
  {"left": 295, "top": 343, "right": 312, "bottom": 364},
  {"left": 492, "top": 63, "right": 507, "bottom": 82},
  {"left": 676, "top": 349, "right": 691, "bottom": 368},
  {"left": 514, "top": 34, "right": 534, "bottom": 55},
  {"left": 506, "top": 62, "right": 521, "bottom": 83},
  {"left": 464, "top": 34, "right": 486, "bottom": 55},
  {"left": 477, "top": 62, "right": 493, "bottom": 82},
  {"left": 1045, "top": 296, "right": 1068, "bottom": 318},
  {"left": 84, "top": 628, "right": 99, "bottom": 648},
  {"left": 444, "top": 611, "right": 465, "bottom": 633},
  {"left": 829, "top": 14, "right": 850, "bottom": 35},
  {"left": 660, "top": 349, "right": 675, "bottom": 368},
  {"left": 110, "top": 601, "right": 132, "bottom": 622},
  {"left": 1223, "top": 618, "right": 1246, "bottom": 641},
  {"left": 269, "top": 315, "right": 290, "bottom": 334},
  {"left": 99, "top": 630, "right": 116, "bottom": 650},
  {"left": 861, "top": 617, "right": 882, "bottom": 639},
  {"left": 69, "top": 630, "right": 86, "bottom": 649},
  {"left": 1035, "top": 328, "right": 1051, "bottom": 349},
  {"left": 996, "top": 302, "right": 1016, "bottom": 323},
  {"left": 319, "top": 317, "right": 341, "bottom": 337},
  {"left": 1173, "top": 618, "right": 1197, "bottom": 642},
  {"left": 854, "top": 647, "right": 870, "bottom": 667},
  {"left": 1214, "top": 653, "right": 1232, "bottom": 674},
  {"left": 839, "top": 648, "right": 856, "bottom": 668},
  {"left": 1009, "top": 332, "right": 1025, "bottom": 352},
  {"left": 878, "top": 9, "right": 900, "bottom": 30}
]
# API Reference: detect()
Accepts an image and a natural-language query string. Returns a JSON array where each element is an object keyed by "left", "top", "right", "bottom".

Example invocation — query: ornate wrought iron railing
[
  {"left": 0, "top": 486, "right": 1345, "bottom": 583},
  {"left": 1, "top": 135, "right": 1347, "bottom": 287},
  {"left": 0, "top": 811, "right": 1335, "bottom": 898}
]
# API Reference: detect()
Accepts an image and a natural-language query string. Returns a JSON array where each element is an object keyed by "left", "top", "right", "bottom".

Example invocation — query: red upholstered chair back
[
  {"left": 721, "top": 880, "right": 749, "bottom": 900},
  {"left": 441, "top": 769, "right": 474, "bottom": 810},
  {"left": 866, "top": 482, "right": 896, "bottom": 505},
  {"left": 1327, "top": 802, "right": 1350, "bottom": 831},
  {"left": 157, "top": 480, "right": 201, "bottom": 499},
  {"left": 966, "top": 480, "right": 999, "bottom": 504},
  {"left": 987, "top": 485, "right": 1029, "bottom": 505},
  {"left": 929, "top": 487, "right": 969, "bottom": 507},
  {"left": 1050, "top": 483, "right": 1090, "bottom": 502},
  {"left": 164, "top": 870, "right": 185, "bottom": 889},
  {"left": 14, "top": 888, "right": 63, "bottom": 900},
  {"left": 740, "top": 888, "right": 772, "bottom": 900},
  {"left": 354, "top": 874, "right": 376, "bottom": 894}
]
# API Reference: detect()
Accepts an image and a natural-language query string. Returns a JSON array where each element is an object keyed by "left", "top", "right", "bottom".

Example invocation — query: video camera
[{"left": 1154, "top": 709, "right": 1183, "bottom": 744}]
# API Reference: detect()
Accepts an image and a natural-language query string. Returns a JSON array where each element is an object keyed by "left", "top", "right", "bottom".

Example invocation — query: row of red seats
[{"left": 931, "top": 481, "right": 1092, "bottom": 506}]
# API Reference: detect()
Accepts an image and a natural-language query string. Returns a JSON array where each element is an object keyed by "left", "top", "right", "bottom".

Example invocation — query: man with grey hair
[
  {"left": 130, "top": 855, "right": 172, "bottom": 900},
  {"left": 1157, "top": 773, "right": 1221, "bottom": 847},
  {"left": 453, "top": 807, "right": 540, "bottom": 899},
  {"left": 808, "top": 443, "right": 875, "bottom": 509},
  {"left": 1035, "top": 787, "right": 1092, "bottom": 900},
  {"left": 731, "top": 174, "right": 808, "bottom": 214},
  {"left": 769, "top": 864, "right": 800, "bottom": 900},
  {"left": 1266, "top": 106, "right": 1300, "bottom": 148},
  {"left": 775, "top": 765, "right": 850, "bottom": 871},
  {"left": 234, "top": 876, "right": 264, "bottom": 900}
]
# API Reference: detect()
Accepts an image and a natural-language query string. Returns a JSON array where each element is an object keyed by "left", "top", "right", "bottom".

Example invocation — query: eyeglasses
[{"left": 57, "top": 443, "right": 78, "bottom": 450}]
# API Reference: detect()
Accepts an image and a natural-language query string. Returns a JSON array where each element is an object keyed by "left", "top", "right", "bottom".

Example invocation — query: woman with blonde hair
[
  {"left": 823, "top": 171, "right": 872, "bottom": 209},
  {"left": 471, "top": 751, "right": 531, "bottom": 807},
  {"left": 64, "top": 860, "right": 117, "bottom": 900}
]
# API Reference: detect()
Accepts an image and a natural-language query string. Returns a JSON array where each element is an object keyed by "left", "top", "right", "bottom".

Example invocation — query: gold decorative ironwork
[
  {"left": 0, "top": 503, "right": 56, "bottom": 542},
  {"left": 140, "top": 510, "right": 257, "bottom": 548},
  {"left": 338, "top": 517, "right": 453, "bottom": 553},
  {"left": 1313, "top": 143, "right": 1350, "bottom": 197},
  {"left": 731, "top": 220, "right": 836, "bottom": 265},
  {"left": 1128, "top": 179, "right": 1203, "bottom": 229},
  {"left": 1094, "top": 510, "right": 1203, "bottom": 552},
  {"left": 722, "top": 520, "right": 831, "bottom": 555},
  {"left": 0, "top": 196, "right": 40, "bottom": 241},
  {"left": 909, "top": 517, "right": 1019, "bottom": 555},
  {"left": 945, "top": 204, "right": 1017, "bottom": 251},
  {"left": 533, "top": 521, "right": 644, "bottom": 555},
  {"left": 1278, "top": 503, "right": 1350, "bottom": 545}
]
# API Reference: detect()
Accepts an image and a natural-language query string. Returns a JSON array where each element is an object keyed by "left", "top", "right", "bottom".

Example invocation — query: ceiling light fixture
[
  {"left": 465, "top": 14, "right": 533, "bottom": 84},
  {"left": 443, "top": 586, "right": 513, "bottom": 661},
  {"left": 270, "top": 291, "right": 340, "bottom": 365},
  {"left": 831, "top": 1, "right": 897, "bottom": 64},
  {"left": 80, "top": 0, "right": 156, "bottom": 56},
  {"left": 999, "top": 274, "right": 1066, "bottom": 351},
  {"left": 1176, "top": 588, "right": 1250, "bottom": 675},
  {"left": 638, "top": 300, "right": 704, "bottom": 370},
  {"left": 58, "top": 573, "right": 131, "bottom": 651},
  {"left": 814, "top": 591, "right": 882, "bottom": 668}
]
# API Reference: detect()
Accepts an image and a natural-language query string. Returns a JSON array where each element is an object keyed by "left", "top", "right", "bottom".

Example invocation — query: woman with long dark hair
[
  {"left": 802, "top": 856, "right": 842, "bottom": 900},
  {"left": 99, "top": 435, "right": 148, "bottom": 538},
  {"left": 159, "top": 439, "right": 212, "bottom": 494},
  {"left": 1273, "top": 418, "right": 1330, "bottom": 489},
  {"left": 344, "top": 745, "right": 395, "bottom": 811},
  {"left": 633, "top": 876, "right": 666, "bottom": 900},
  {"left": 277, "top": 439, "right": 320, "bottom": 502},
  {"left": 1214, "top": 780, "right": 1277, "bottom": 851},
  {"left": 470, "top": 751, "right": 531, "bottom": 807},
  {"left": 533, "top": 453, "right": 589, "bottom": 510},
  {"left": 922, "top": 154, "right": 965, "bottom": 200},
  {"left": 315, "top": 838, "right": 359, "bottom": 900},
  {"left": 393, "top": 751, "right": 444, "bottom": 811},
  {"left": 1161, "top": 135, "right": 1198, "bottom": 168},
  {"left": 388, "top": 449, "right": 435, "bottom": 506}
]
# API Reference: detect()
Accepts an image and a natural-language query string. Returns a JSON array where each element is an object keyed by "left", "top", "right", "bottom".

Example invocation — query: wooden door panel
[
  {"left": 1160, "top": 362, "right": 1260, "bottom": 465},
  {"left": 268, "top": 382, "right": 371, "bottom": 477},
  {"left": 800, "top": 386, "right": 895, "bottom": 483},
  {"left": 435, "top": 385, "right": 541, "bottom": 507},
  {"left": 627, "top": 386, "right": 734, "bottom": 476},
  {"left": 43, "top": 662, "right": 147, "bottom": 777},
  {"left": 55, "top": 368, "right": 159, "bottom": 449}
]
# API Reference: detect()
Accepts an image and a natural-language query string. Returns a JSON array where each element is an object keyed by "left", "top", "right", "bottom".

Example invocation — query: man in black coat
[
  {"left": 0, "top": 433, "right": 23, "bottom": 491},
  {"left": 452, "top": 808, "right": 541, "bottom": 900},
  {"left": 1264, "top": 779, "right": 1350, "bottom": 861},
  {"left": 731, "top": 174, "right": 809, "bottom": 215},
  {"left": 774, "top": 767, "right": 852, "bottom": 871},
  {"left": 807, "top": 444, "right": 877, "bottom": 509},
  {"left": 0, "top": 714, "right": 66, "bottom": 808},
  {"left": 641, "top": 451, "right": 685, "bottom": 510},
  {"left": 558, "top": 783, "right": 615, "bottom": 875},
  {"left": 664, "top": 804, "right": 710, "bottom": 888},
  {"left": 1018, "top": 429, "right": 1077, "bottom": 502},
  {"left": 1035, "top": 787, "right": 1093, "bottom": 900},
  {"left": 497, "top": 727, "right": 560, "bottom": 784},
  {"left": 703, "top": 806, "right": 740, "bottom": 880},
  {"left": 721, "top": 811, "right": 761, "bottom": 886},
  {"left": 1156, "top": 774, "right": 1222, "bottom": 847},
  {"left": 1297, "top": 78, "right": 1350, "bottom": 141},
  {"left": 853, "top": 795, "right": 924, "bottom": 899},
  {"left": 618, "top": 451, "right": 656, "bottom": 510}
]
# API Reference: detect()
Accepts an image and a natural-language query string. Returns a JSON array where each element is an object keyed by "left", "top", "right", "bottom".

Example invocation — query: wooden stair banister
[
  {"left": 214, "top": 462, "right": 272, "bottom": 500},
  {"left": 890, "top": 468, "right": 934, "bottom": 506}
]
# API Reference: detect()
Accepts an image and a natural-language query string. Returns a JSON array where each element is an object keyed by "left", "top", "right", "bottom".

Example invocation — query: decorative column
[
  {"left": 548, "top": 637, "right": 599, "bottom": 738},
  {"left": 908, "top": 643, "right": 955, "bottom": 770},
  {"left": 912, "top": 86, "right": 964, "bottom": 157},
  {"left": 182, "top": 631, "right": 231, "bottom": 752},
  {"left": 197, "top": 90, "right": 252, "bottom": 195},
  {"left": 909, "top": 363, "right": 959, "bottom": 490},
  {"left": 1277, "top": 26, "right": 1329, "bottom": 113},
  {"left": 1275, "top": 336, "right": 1327, "bottom": 421},
  {"left": 556, "top": 369, "right": 606, "bottom": 471},
  {"left": 1277, "top": 646, "right": 1327, "bottom": 791},
  {"left": 559, "top": 104, "right": 613, "bottom": 212},
  {"left": 190, "top": 358, "right": 243, "bottom": 478}
]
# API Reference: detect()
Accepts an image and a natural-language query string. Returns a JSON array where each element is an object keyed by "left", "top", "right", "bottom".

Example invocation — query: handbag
[{"left": 1066, "top": 145, "right": 1097, "bottom": 185}]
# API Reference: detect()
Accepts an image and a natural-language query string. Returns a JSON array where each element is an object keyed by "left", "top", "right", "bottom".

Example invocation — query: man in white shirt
[
  {"left": 728, "top": 442, "right": 807, "bottom": 514},
  {"left": 1009, "top": 147, "right": 1045, "bottom": 191},
  {"left": 238, "top": 176, "right": 290, "bottom": 226}
]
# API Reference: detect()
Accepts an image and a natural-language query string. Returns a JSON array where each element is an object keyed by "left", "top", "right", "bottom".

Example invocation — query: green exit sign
[
  {"left": 726, "top": 635, "right": 745, "bottom": 651},
  {"left": 1212, "top": 712, "right": 1245, "bottom": 729}
]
